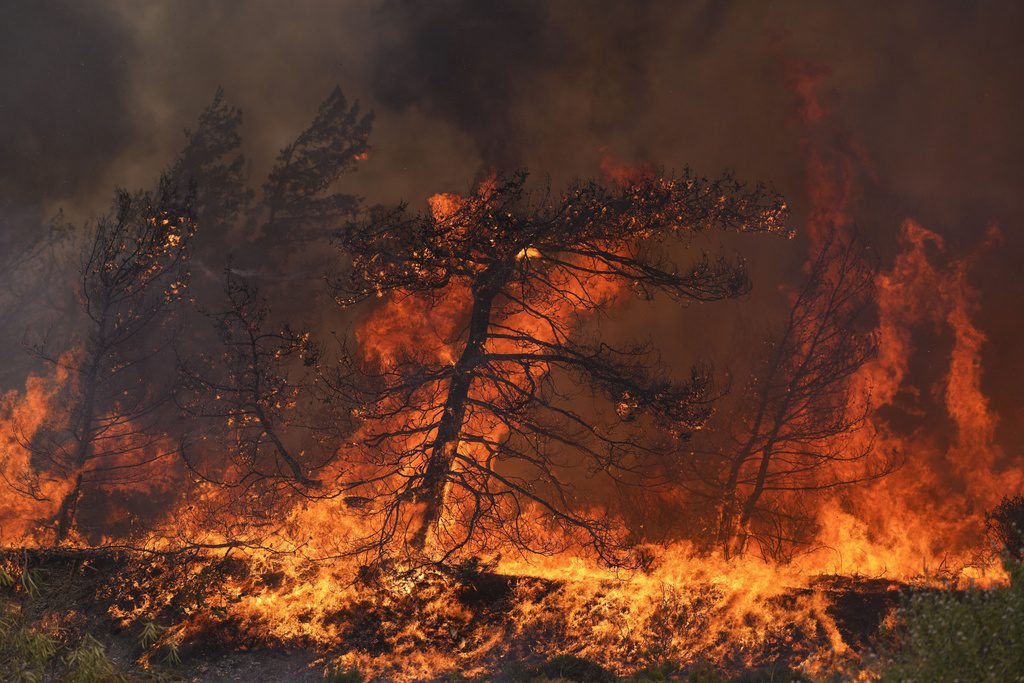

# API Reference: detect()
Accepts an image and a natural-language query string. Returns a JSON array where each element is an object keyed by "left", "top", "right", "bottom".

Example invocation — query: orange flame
[{"left": 0, "top": 358, "right": 73, "bottom": 541}]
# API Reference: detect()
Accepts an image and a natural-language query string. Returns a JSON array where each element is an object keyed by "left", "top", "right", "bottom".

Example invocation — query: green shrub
[
  {"left": 324, "top": 663, "right": 365, "bottom": 683},
  {"left": 138, "top": 620, "right": 165, "bottom": 650},
  {"left": 1, "top": 581, "right": 158, "bottom": 683},
  {"left": 61, "top": 633, "right": 126, "bottom": 683},
  {"left": 533, "top": 655, "right": 616, "bottom": 683},
  {"left": 730, "top": 664, "right": 809, "bottom": 682},
  {"left": 0, "top": 602, "right": 58, "bottom": 683},
  {"left": 503, "top": 655, "right": 615, "bottom": 683},
  {"left": 879, "top": 560, "right": 1024, "bottom": 682},
  {"left": 624, "top": 661, "right": 681, "bottom": 682}
]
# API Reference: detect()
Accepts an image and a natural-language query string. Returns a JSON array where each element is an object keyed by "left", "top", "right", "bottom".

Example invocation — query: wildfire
[{"left": 0, "top": 72, "right": 1018, "bottom": 683}]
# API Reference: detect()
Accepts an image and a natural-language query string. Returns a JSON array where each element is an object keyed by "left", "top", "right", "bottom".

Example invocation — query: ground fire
[{"left": 2, "top": 4, "right": 1023, "bottom": 682}]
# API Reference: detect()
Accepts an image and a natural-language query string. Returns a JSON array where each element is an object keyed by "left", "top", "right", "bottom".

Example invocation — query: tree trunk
[
  {"left": 717, "top": 321, "right": 797, "bottom": 558},
  {"left": 54, "top": 311, "right": 106, "bottom": 544},
  {"left": 733, "top": 443, "right": 776, "bottom": 555},
  {"left": 717, "top": 437, "right": 760, "bottom": 557},
  {"left": 54, "top": 473, "right": 84, "bottom": 543},
  {"left": 410, "top": 271, "right": 502, "bottom": 550}
]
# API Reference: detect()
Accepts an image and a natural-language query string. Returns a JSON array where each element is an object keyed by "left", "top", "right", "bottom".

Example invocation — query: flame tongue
[{"left": 815, "top": 220, "right": 1020, "bottom": 581}]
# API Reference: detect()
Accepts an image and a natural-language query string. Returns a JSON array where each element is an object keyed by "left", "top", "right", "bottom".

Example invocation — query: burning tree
[
  {"left": 330, "top": 172, "right": 788, "bottom": 563},
  {"left": 176, "top": 270, "right": 334, "bottom": 496},
  {"left": 710, "top": 232, "right": 888, "bottom": 559},
  {"left": 29, "top": 183, "right": 195, "bottom": 543},
  {"left": 2, "top": 84, "right": 373, "bottom": 546},
  {"left": 162, "top": 87, "right": 372, "bottom": 536}
]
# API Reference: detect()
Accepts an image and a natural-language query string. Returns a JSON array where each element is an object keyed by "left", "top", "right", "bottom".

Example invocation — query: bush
[
  {"left": 0, "top": 601, "right": 57, "bottom": 683},
  {"left": 504, "top": 655, "right": 615, "bottom": 683},
  {"left": 324, "top": 663, "right": 365, "bottom": 683},
  {"left": 61, "top": 634, "right": 126, "bottom": 683},
  {"left": 1, "top": 586, "right": 149, "bottom": 683},
  {"left": 879, "top": 560, "right": 1024, "bottom": 682},
  {"left": 623, "top": 661, "right": 682, "bottom": 682},
  {"left": 987, "top": 495, "right": 1024, "bottom": 561},
  {"left": 730, "top": 664, "right": 810, "bottom": 682}
]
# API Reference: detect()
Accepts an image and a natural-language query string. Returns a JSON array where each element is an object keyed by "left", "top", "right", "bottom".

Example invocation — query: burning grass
[
  {"left": 0, "top": 508, "right": 1020, "bottom": 680},
  {"left": 0, "top": 545, "right": 920, "bottom": 682}
]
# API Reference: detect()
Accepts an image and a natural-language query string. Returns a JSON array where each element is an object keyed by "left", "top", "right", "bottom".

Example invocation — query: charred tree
[
  {"left": 712, "top": 232, "right": 891, "bottom": 559},
  {"left": 32, "top": 183, "right": 195, "bottom": 543},
  {"left": 330, "top": 171, "right": 788, "bottom": 563},
  {"left": 176, "top": 271, "right": 335, "bottom": 496}
]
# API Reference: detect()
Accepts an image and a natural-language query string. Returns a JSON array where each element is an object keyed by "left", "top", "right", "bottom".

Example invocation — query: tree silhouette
[
  {"left": 168, "top": 87, "right": 374, "bottom": 521},
  {"left": 5, "top": 85, "right": 373, "bottom": 544},
  {"left": 168, "top": 85, "right": 372, "bottom": 284},
  {"left": 261, "top": 87, "right": 373, "bottom": 250},
  {"left": 32, "top": 182, "right": 195, "bottom": 543},
  {"left": 176, "top": 270, "right": 333, "bottom": 494},
  {"left": 167, "top": 87, "right": 252, "bottom": 254},
  {"left": 709, "top": 232, "right": 891, "bottom": 559},
  {"left": 0, "top": 210, "right": 70, "bottom": 387},
  {"left": 330, "top": 171, "right": 788, "bottom": 563}
]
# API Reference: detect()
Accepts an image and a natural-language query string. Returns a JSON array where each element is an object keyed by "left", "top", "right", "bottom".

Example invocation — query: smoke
[
  {"left": 365, "top": 0, "right": 562, "bottom": 169},
  {"left": 6, "top": 2, "right": 1021, "bottom": 232},
  {"left": 0, "top": 1, "right": 137, "bottom": 211}
]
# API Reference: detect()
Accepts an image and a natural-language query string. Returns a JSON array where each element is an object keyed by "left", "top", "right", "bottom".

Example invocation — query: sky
[{"left": 2, "top": 0, "right": 1022, "bottom": 444}]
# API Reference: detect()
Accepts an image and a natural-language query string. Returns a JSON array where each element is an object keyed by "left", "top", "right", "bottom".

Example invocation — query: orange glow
[{"left": 0, "top": 356, "right": 73, "bottom": 541}]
